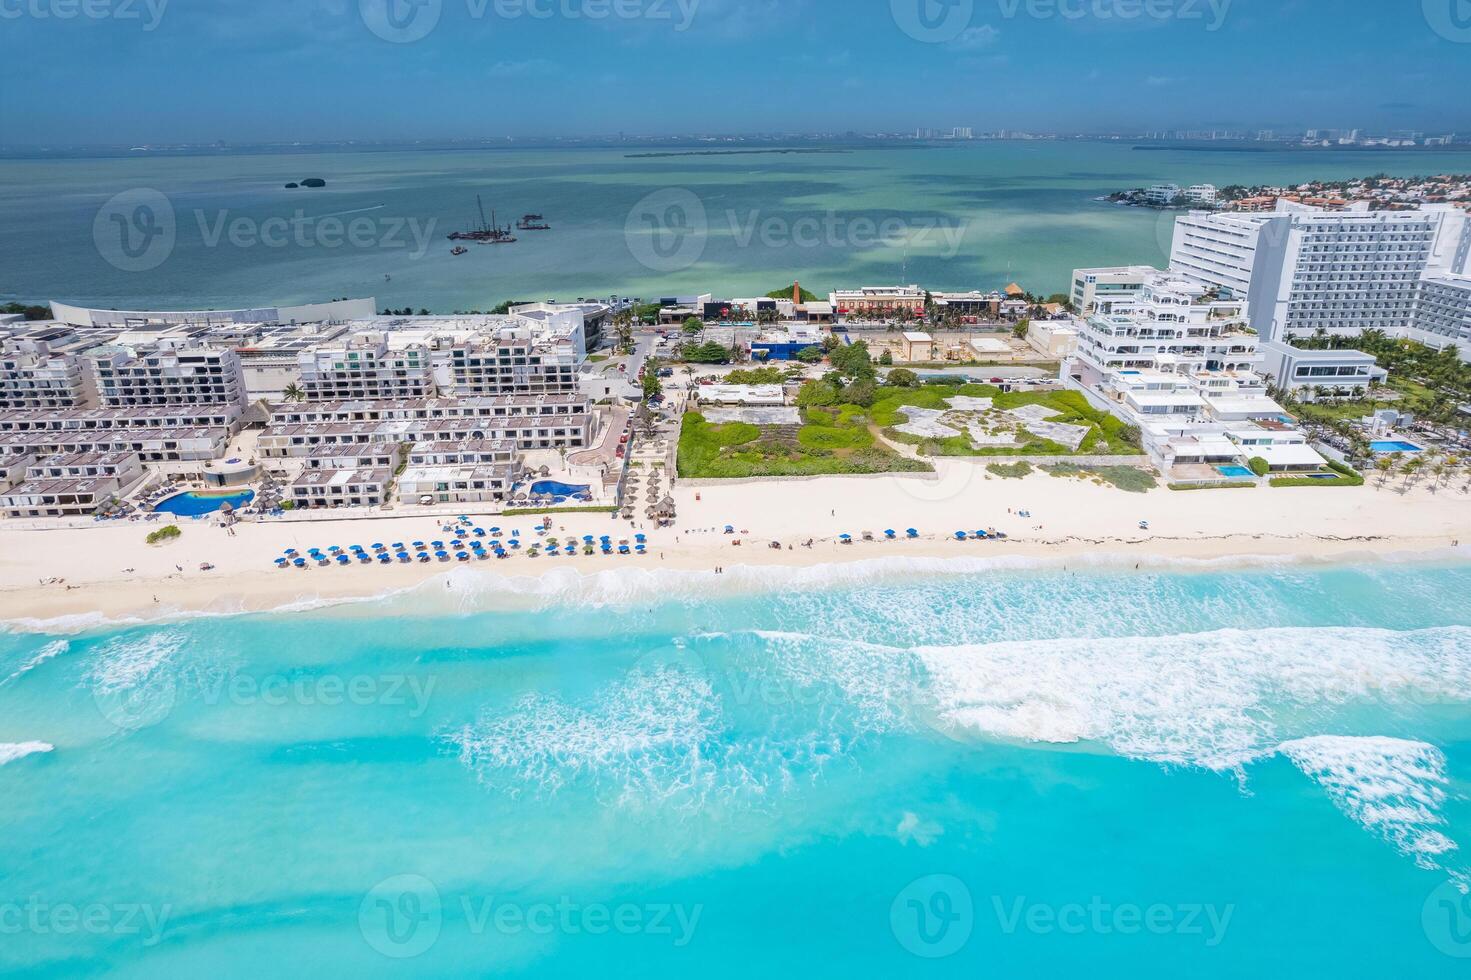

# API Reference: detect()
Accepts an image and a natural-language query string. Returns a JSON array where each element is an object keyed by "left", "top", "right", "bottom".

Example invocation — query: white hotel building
[
  {"left": 1168, "top": 200, "right": 1471, "bottom": 354},
  {"left": 1065, "top": 272, "right": 1326, "bottom": 476}
]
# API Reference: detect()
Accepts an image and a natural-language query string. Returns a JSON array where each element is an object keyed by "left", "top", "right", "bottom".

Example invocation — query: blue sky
[{"left": 1, "top": 0, "right": 1468, "bottom": 144}]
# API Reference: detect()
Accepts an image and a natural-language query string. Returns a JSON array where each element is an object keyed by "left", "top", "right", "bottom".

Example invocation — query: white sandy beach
[{"left": 1, "top": 461, "right": 1467, "bottom": 628}]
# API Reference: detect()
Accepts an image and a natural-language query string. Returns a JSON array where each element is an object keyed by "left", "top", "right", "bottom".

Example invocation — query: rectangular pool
[
  {"left": 1217, "top": 465, "right": 1256, "bottom": 478},
  {"left": 1370, "top": 441, "right": 1423, "bottom": 453}
]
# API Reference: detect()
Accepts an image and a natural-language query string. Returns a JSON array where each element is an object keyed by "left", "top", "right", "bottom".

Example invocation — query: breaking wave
[
  {"left": 1278, "top": 736, "right": 1457, "bottom": 870},
  {"left": 0, "top": 741, "right": 54, "bottom": 766}
]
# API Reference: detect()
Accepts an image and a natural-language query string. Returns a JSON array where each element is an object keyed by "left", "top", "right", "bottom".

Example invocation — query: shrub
[
  {"left": 1046, "top": 463, "right": 1157, "bottom": 493},
  {"left": 987, "top": 462, "right": 1033, "bottom": 479},
  {"left": 146, "top": 525, "right": 181, "bottom": 545},
  {"left": 1248, "top": 456, "right": 1271, "bottom": 477},
  {"left": 1168, "top": 482, "right": 1259, "bottom": 491},
  {"left": 1270, "top": 462, "right": 1365, "bottom": 488},
  {"left": 841, "top": 379, "right": 878, "bottom": 407},
  {"left": 886, "top": 368, "right": 919, "bottom": 387}
]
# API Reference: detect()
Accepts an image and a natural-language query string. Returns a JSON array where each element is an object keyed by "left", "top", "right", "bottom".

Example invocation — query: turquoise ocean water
[
  {"left": 5, "top": 143, "right": 1471, "bottom": 312},
  {"left": 2, "top": 556, "right": 1470, "bottom": 976}
]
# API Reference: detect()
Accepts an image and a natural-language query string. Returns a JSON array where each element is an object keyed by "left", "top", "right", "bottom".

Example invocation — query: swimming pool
[
  {"left": 153, "top": 489, "right": 255, "bottom": 517},
  {"left": 1370, "top": 440, "right": 1423, "bottom": 453},
  {"left": 1217, "top": 465, "right": 1256, "bottom": 478},
  {"left": 531, "top": 480, "right": 590, "bottom": 497}
]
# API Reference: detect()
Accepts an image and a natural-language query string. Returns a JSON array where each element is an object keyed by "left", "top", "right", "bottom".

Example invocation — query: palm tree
[
  {"left": 1374, "top": 456, "right": 1395, "bottom": 488},
  {"left": 282, "top": 383, "right": 306, "bottom": 403},
  {"left": 613, "top": 308, "right": 635, "bottom": 352}
]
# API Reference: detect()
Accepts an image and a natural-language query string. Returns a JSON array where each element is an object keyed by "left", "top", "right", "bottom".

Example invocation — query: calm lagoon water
[
  {"left": 2, "top": 557, "right": 1470, "bottom": 976},
  {"left": 4, "top": 143, "right": 1471, "bottom": 312}
]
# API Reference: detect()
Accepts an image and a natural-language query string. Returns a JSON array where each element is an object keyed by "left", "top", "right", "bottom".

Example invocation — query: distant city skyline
[{"left": 2, "top": 0, "right": 1469, "bottom": 145}]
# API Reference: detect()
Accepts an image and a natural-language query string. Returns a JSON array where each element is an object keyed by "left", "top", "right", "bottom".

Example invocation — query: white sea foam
[
  {"left": 85, "top": 630, "right": 187, "bottom": 695},
  {"left": 445, "top": 665, "right": 725, "bottom": 804},
  {"left": 1277, "top": 736, "right": 1457, "bottom": 869},
  {"left": 1, "top": 639, "right": 68, "bottom": 687},
  {"left": 0, "top": 741, "right": 54, "bottom": 766},
  {"left": 444, "top": 654, "right": 859, "bottom": 808},
  {"left": 913, "top": 625, "right": 1471, "bottom": 770}
]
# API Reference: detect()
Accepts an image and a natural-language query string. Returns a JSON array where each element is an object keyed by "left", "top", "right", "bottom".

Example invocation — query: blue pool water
[
  {"left": 1372, "top": 441, "right": 1425, "bottom": 454},
  {"left": 1216, "top": 465, "right": 1256, "bottom": 478},
  {"left": 2, "top": 559, "right": 1470, "bottom": 976},
  {"left": 151, "top": 489, "right": 254, "bottom": 517},
  {"left": 530, "top": 480, "right": 590, "bottom": 499}
]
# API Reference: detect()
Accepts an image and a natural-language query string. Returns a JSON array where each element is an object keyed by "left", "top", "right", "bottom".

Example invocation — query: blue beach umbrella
[
  {"left": 292, "top": 558, "right": 307, "bottom": 568},
  {"left": 906, "top": 528, "right": 919, "bottom": 538},
  {"left": 954, "top": 531, "right": 967, "bottom": 540},
  {"left": 884, "top": 529, "right": 896, "bottom": 538},
  {"left": 274, "top": 558, "right": 288, "bottom": 567}
]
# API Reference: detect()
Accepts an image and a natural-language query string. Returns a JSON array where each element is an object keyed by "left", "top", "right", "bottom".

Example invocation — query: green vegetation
[
  {"left": 1290, "top": 330, "right": 1469, "bottom": 418},
  {"left": 987, "top": 462, "right": 1033, "bottom": 479},
  {"left": 1248, "top": 456, "right": 1271, "bottom": 477},
  {"left": 682, "top": 317, "right": 704, "bottom": 334},
  {"left": 678, "top": 408, "right": 929, "bottom": 479},
  {"left": 1270, "top": 462, "right": 1365, "bottom": 488},
  {"left": 873, "top": 384, "right": 1142, "bottom": 458},
  {"left": 886, "top": 368, "right": 920, "bottom": 387},
  {"left": 1168, "top": 482, "right": 1259, "bottom": 492},
  {"left": 722, "top": 366, "right": 789, "bottom": 385},
  {"left": 1044, "top": 463, "right": 1158, "bottom": 493},
  {"left": 146, "top": 525, "right": 181, "bottom": 545},
  {"left": 767, "top": 283, "right": 820, "bottom": 303},
  {"left": 794, "top": 346, "right": 824, "bottom": 364},
  {"left": 680, "top": 341, "right": 733, "bottom": 364},
  {"left": 1, "top": 301, "right": 50, "bottom": 321}
]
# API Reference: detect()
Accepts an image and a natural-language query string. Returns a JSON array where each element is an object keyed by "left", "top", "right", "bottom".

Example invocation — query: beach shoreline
[{"left": 2, "top": 463, "right": 1467, "bottom": 631}]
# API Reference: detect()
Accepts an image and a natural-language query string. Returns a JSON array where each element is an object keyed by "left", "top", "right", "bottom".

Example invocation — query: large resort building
[
  {"left": 0, "top": 298, "right": 614, "bottom": 515},
  {"left": 1064, "top": 271, "right": 1330, "bottom": 477},
  {"left": 1167, "top": 200, "right": 1471, "bottom": 353}
]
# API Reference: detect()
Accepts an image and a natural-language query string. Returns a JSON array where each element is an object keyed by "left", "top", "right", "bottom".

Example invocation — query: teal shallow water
[
  {"left": 2, "top": 558, "right": 1471, "bottom": 977},
  {"left": 5, "top": 143, "right": 1471, "bottom": 311}
]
